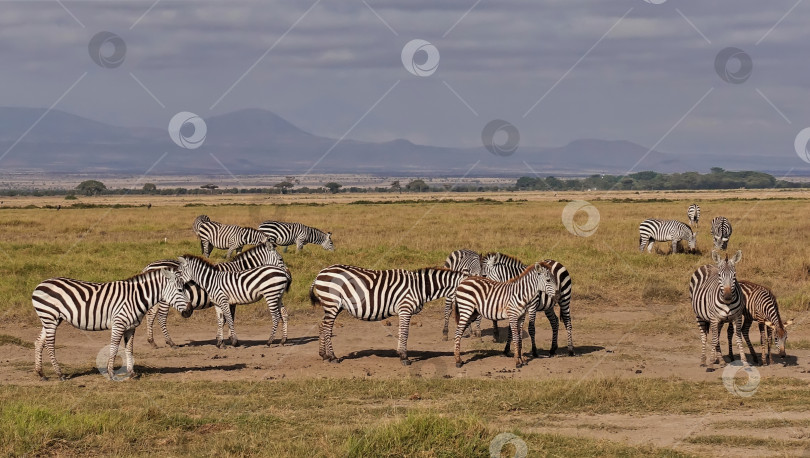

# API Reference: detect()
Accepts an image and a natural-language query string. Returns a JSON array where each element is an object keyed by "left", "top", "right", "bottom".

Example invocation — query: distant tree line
[
  {"left": 515, "top": 168, "right": 809, "bottom": 191},
  {"left": 0, "top": 170, "right": 807, "bottom": 197}
]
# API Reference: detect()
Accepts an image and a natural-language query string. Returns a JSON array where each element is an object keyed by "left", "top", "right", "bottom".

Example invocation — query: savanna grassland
[{"left": 1, "top": 190, "right": 809, "bottom": 457}]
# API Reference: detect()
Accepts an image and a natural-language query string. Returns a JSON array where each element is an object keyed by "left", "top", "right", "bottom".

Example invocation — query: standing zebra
[
  {"left": 192, "top": 215, "right": 211, "bottom": 254},
  {"left": 144, "top": 242, "right": 289, "bottom": 348},
  {"left": 687, "top": 204, "right": 700, "bottom": 227},
  {"left": 710, "top": 216, "right": 732, "bottom": 250},
  {"left": 441, "top": 249, "right": 483, "bottom": 340},
  {"left": 453, "top": 262, "right": 557, "bottom": 368},
  {"left": 689, "top": 250, "right": 747, "bottom": 371},
  {"left": 32, "top": 268, "right": 188, "bottom": 380},
  {"left": 718, "top": 281, "right": 793, "bottom": 365},
  {"left": 258, "top": 221, "right": 334, "bottom": 252},
  {"left": 198, "top": 219, "right": 268, "bottom": 259},
  {"left": 639, "top": 218, "right": 696, "bottom": 254},
  {"left": 310, "top": 265, "right": 469, "bottom": 365},
  {"left": 176, "top": 255, "right": 290, "bottom": 348},
  {"left": 481, "top": 253, "right": 574, "bottom": 357}
]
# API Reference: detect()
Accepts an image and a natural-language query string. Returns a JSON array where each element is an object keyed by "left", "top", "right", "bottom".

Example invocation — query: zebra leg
[
  {"left": 107, "top": 326, "right": 125, "bottom": 381},
  {"left": 396, "top": 311, "right": 413, "bottom": 366},
  {"left": 123, "top": 329, "right": 137, "bottom": 379},
  {"left": 280, "top": 305, "right": 288, "bottom": 345},
  {"left": 221, "top": 301, "right": 238, "bottom": 347},
  {"left": 202, "top": 240, "right": 211, "bottom": 258},
  {"left": 504, "top": 326, "right": 513, "bottom": 356},
  {"left": 492, "top": 319, "right": 500, "bottom": 342},
  {"left": 454, "top": 310, "right": 474, "bottom": 367},
  {"left": 731, "top": 316, "right": 749, "bottom": 366},
  {"left": 741, "top": 317, "right": 758, "bottom": 365},
  {"left": 266, "top": 299, "right": 281, "bottom": 347},
  {"left": 546, "top": 308, "right": 560, "bottom": 357},
  {"left": 157, "top": 302, "right": 176, "bottom": 348},
  {"left": 724, "top": 321, "right": 733, "bottom": 361},
  {"left": 526, "top": 304, "right": 539, "bottom": 357},
  {"left": 34, "top": 327, "right": 47, "bottom": 380},
  {"left": 510, "top": 316, "right": 524, "bottom": 368},
  {"left": 471, "top": 315, "right": 482, "bottom": 338},
  {"left": 671, "top": 239, "right": 679, "bottom": 254},
  {"left": 442, "top": 297, "right": 452, "bottom": 341},
  {"left": 42, "top": 325, "right": 64, "bottom": 381},
  {"left": 759, "top": 323, "right": 770, "bottom": 366},
  {"left": 696, "top": 320, "right": 709, "bottom": 367},
  {"left": 214, "top": 306, "right": 225, "bottom": 347},
  {"left": 146, "top": 305, "right": 158, "bottom": 348},
  {"left": 319, "top": 306, "right": 341, "bottom": 362},
  {"left": 647, "top": 241, "right": 654, "bottom": 253}
]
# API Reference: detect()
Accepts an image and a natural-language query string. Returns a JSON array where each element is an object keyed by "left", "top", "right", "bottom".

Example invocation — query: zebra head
[
  {"left": 768, "top": 319, "right": 793, "bottom": 357},
  {"left": 711, "top": 250, "right": 742, "bottom": 303},
  {"left": 322, "top": 232, "right": 335, "bottom": 251},
  {"left": 687, "top": 231, "right": 697, "bottom": 252},
  {"left": 242, "top": 228, "right": 268, "bottom": 247},
  {"left": 535, "top": 261, "right": 557, "bottom": 300},
  {"left": 158, "top": 268, "right": 189, "bottom": 315},
  {"left": 713, "top": 234, "right": 729, "bottom": 251}
]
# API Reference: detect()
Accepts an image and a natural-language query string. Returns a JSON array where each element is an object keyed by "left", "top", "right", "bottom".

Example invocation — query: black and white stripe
[
  {"left": 143, "top": 242, "right": 288, "bottom": 348},
  {"left": 32, "top": 268, "right": 188, "bottom": 380},
  {"left": 453, "top": 262, "right": 557, "bottom": 368},
  {"left": 258, "top": 220, "right": 334, "bottom": 252},
  {"left": 198, "top": 219, "right": 268, "bottom": 258},
  {"left": 720, "top": 280, "right": 793, "bottom": 365},
  {"left": 711, "top": 216, "right": 732, "bottom": 250},
  {"left": 176, "top": 254, "right": 291, "bottom": 348},
  {"left": 192, "top": 215, "right": 211, "bottom": 254},
  {"left": 482, "top": 253, "right": 575, "bottom": 357},
  {"left": 639, "top": 218, "right": 696, "bottom": 254},
  {"left": 687, "top": 204, "right": 700, "bottom": 227},
  {"left": 441, "top": 249, "right": 482, "bottom": 340},
  {"left": 689, "top": 250, "right": 747, "bottom": 370},
  {"left": 310, "top": 265, "right": 468, "bottom": 365}
]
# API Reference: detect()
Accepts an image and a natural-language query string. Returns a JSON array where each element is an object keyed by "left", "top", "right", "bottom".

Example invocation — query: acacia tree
[
  {"left": 76, "top": 180, "right": 106, "bottom": 196},
  {"left": 143, "top": 183, "right": 157, "bottom": 193},
  {"left": 324, "top": 182, "right": 342, "bottom": 194},
  {"left": 406, "top": 179, "right": 429, "bottom": 192},
  {"left": 390, "top": 180, "right": 402, "bottom": 193},
  {"left": 201, "top": 184, "right": 219, "bottom": 194}
]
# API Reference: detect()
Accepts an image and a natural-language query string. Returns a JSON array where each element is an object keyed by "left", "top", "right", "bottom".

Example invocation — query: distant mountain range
[{"left": 0, "top": 107, "right": 798, "bottom": 176}]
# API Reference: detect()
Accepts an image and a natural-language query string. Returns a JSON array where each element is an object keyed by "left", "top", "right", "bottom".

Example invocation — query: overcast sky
[{"left": 2, "top": 0, "right": 809, "bottom": 169}]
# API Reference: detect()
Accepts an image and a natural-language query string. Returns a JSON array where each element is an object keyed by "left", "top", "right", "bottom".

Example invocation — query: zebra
[
  {"left": 689, "top": 250, "right": 747, "bottom": 371},
  {"left": 310, "top": 264, "right": 469, "bottom": 365},
  {"left": 639, "top": 218, "right": 696, "bottom": 254},
  {"left": 258, "top": 220, "right": 334, "bottom": 252},
  {"left": 175, "top": 255, "right": 291, "bottom": 348},
  {"left": 453, "top": 262, "right": 557, "bottom": 368},
  {"left": 32, "top": 268, "right": 188, "bottom": 381},
  {"left": 718, "top": 280, "right": 793, "bottom": 365},
  {"left": 198, "top": 219, "right": 268, "bottom": 259},
  {"left": 143, "top": 242, "right": 289, "bottom": 348},
  {"left": 441, "top": 249, "right": 483, "bottom": 340},
  {"left": 481, "top": 253, "right": 574, "bottom": 357},
  {"left": 687, "top": 204, "right": 700, "bottom": 227},
  {"left": 711, "top": 216, "right": 732, "bottom": 250},
  {"left": 192, "top": 214, "right": 211, "bottom": 253}
]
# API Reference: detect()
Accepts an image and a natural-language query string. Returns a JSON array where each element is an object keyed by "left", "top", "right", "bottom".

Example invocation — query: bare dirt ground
[{"left": 4, "top": 303, "right": 810, "bottom": 456}]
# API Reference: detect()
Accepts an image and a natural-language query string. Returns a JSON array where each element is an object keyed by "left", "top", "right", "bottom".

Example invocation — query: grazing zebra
[
  {"left": 639, "top": 218, "right": 696, "bottom": 254},
  {"left": 687, "top": 204, "right": 700, "bottom": 227},
  {"left": 718, "top": 281, "right": 793, "bottom": 365},
  {"left": 192, "top": 215, "right": 211, "bottom": 253},
  {"left": 143, "top": 242, "right": 289, "bottom": 348},
  {"left": 198, "top": 219, "right": 268, "bottom": 259},
  {"left": 310, "top": 265, "right": 468, "bottom": 365},
  {"left": 689, "top": 250, "right": 747, "bottom": 371},
  {"left": 453, "top": 262, "right": 557, "bottom": 368},
  {"left": 711, "top": 216, "right": 732, "bottom": 250},
  {"left": 441, "top": 249, "right": 483, "bottom": 340},
  {"left": 32, "top": 268, "right": 188, "bottom": 381},
  {"left": 481, "top": 253, "right": 574, "bottom": 357},
  {"left": 258, "top": 221, "right": 334, "bottom": 252},
  {"left": 176, "top": 255, "right": 290, "bottom": 348}
]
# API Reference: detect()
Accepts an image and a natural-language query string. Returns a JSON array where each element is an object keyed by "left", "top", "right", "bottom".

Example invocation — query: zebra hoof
[
  {"left": 455, "top": 362, "right": 463, "bottom": 368},
  {"left": 400, "top": 359, "right": 411, "bottom": 366},
  {"left": 216, "top": 341, "right": 224, "bottom": 349},
  {"left": 231, "top": 340, "right": 240, "bottom": 347},
  {"left": 168, "top": 343, "right": 178, "bottom": 350},
  {"left": 568, "top": 350, "right": 575, "bottom": 357},
  {"left": 58, "top": 375, "right": 67, "bottom": 382},
  {"left": 127, "top": 371, "right": 140, "bottom": 380},
  {"left": 39, "top": 376, "right": 48, "bottom": 381},
  {"left": 147, "top": 339, "right": 158, "bottom": 349},
  {"left": 329, "top": 357, "right": 340, "bottom": 364},
  {"left": 442, "top": 335, "right": 448, "bottom": 342},
  {"left": 705, "top": 367, "right": 715, "bottom": 373}
]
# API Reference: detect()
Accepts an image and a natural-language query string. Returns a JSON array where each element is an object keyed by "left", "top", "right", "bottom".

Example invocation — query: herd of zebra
[{"left": 31, "top": 204, "right": 791, "bottom": 380}]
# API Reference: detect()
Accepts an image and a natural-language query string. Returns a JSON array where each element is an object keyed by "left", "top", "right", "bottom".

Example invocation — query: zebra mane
[
  {"left": 413, "top": 266, "right": 459, "bottom": 274},
  {"left": 181, "top": 254, "right": 218, "bottom": 268},
  {"left": 122, "top": 268, "right": 171, "bottom": 283},
  {"left": 231, "top": 242, "right": 273, "bottom": 260},
  {"left": 505, "top": 261, "right": 553, "bottom": 284},
  {"left": 482, "top": 252, "right": 522, "bottom": 265}
]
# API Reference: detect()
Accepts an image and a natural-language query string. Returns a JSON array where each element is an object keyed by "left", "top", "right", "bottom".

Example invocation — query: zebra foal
[
  {"left": 689, "top": 250, "right": 747, "bottom": 371},
  {"left": 441, "top": 249, "right": 483, "bottom": 340},
  {"left": 639, "top": 218, "right": 696, "bottom": 254},
  {"left": 258, "top": 220, "right": 334, "bottom": 252},
  {"left": 32, "top": 268, "right": 188, "bottom": 380},
  {"left": 310, "top": 265, "right": 468, "bottom": 365},
  {"left": 453, "top": 262, "right": 557, "bottom": 368}
]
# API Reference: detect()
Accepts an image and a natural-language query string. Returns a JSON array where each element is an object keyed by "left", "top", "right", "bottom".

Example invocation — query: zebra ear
[
  {"left": 764, "top": 321, "right": 775, "bottom": 329},
  {"left": 160, "top": 268, "right": 175, "bottom": 279},
  {"left": 730, "top": 250, "right": 742, "bottom": 265},
  {"left": 177, "top": 256, "right": 187, "bottom": 266},
  {"left": 785, "top": 319, "right": 795, "bottom": 327}
]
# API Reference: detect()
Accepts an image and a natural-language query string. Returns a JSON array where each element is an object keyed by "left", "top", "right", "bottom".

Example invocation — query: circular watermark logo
[
  {"left": 482, "top": 120, "right": 520, "bottom": 157},
  {"left": 721, "top": 360, "right": 760, "bottom": 397},
  {"left": 642, "top": 0, "right": 667, "bottom": 4},
  {"left": 408, "top": 358, "right": 450, "bottom": 379},
  {"left": 96, "top": 344, "right": 128, "bottom": 381},
  {"left": 794, "top": 127, "right": 810, "bottom": 164},
  {"left": 88, "top": 31, "right": 126, "bottom": 69},
  {"left": 561, "top": 200, "right": 600, "bottom": 237},
  {"left": 401, "top": 39, "right": 440, "bottom": 77},
  {"left": 714, "top": 47, "right": 752, "bottom": 84},
  {"left": 489, "top": 433, "right": 528, "bottom": 458},
  {"left": 168, "top": 112, "right": 207, "bottom": 149}
]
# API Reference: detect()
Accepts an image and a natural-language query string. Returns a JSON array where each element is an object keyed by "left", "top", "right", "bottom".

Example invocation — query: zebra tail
[
  {"left": 309, "top": 283, "right": 319, "bottom": 307},
  {"left": 452, "top": 296, "right": 459, "bottom": 326}
]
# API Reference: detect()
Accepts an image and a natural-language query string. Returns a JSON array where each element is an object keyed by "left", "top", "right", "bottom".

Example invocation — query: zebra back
[
  {"left": 258, "top": 221, "right": 334, "bottom": 250},
  {"left": 200, "top": 221, "right": 267, "bottom": 249}
]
